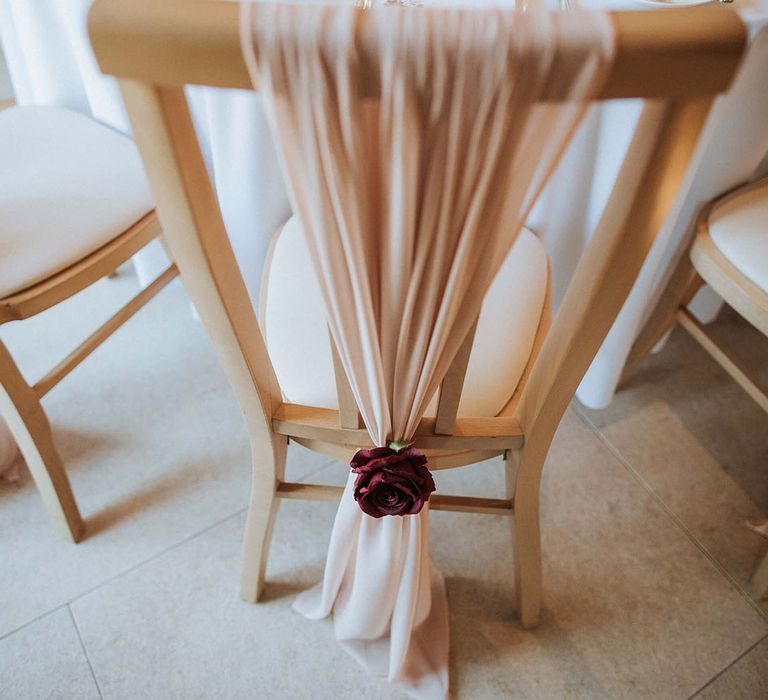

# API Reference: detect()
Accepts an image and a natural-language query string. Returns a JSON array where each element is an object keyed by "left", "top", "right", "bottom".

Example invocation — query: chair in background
[
  {"left": 88, "top": 0, "right": 745, "bottom": 628},
  {"left": 0, "top": 105, "right": 177, "bottom": 542},
  {"left": 624, "top": 176, "right": 768, "bottom": 599}
]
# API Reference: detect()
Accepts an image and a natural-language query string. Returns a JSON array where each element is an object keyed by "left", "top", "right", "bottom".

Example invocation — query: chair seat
[
  {"left": 262, "top": 216, "right": 549, "bottom": 418},
  {"left": 708, "top": 180, "right": 768, "bottom": 294},
  {"left": 0, "top": 106, "right": 154, "bottom": 298}
]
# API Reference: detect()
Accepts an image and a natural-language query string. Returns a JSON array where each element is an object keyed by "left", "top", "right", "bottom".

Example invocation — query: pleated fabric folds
[{"left": 242, "top": 4, "right": 614, "bottom": 697}]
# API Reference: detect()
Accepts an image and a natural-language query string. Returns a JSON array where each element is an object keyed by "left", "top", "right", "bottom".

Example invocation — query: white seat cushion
[
  {"left": 0, "top": 106, "right": 154, "bottom": 298},
  {"left": 709, "top": 180, "right": 768, "bottom": 294},
  {"left": 262, "top": 216, "right": 549, "bottom": 417}
]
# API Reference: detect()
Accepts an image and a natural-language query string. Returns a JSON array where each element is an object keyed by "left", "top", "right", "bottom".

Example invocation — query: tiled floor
[{"left": 1, "top": 272, "right": 766, "bottom": 699}]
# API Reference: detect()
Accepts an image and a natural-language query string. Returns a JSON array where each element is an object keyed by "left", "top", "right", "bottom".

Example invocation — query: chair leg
[
  {"left": 0, "top": 340, "right": 84, "bottom": 542},
  {"left": 750, "top": 549, "right": 768, "bottom": 601},
  {"left": 507, "top": 448, "right": 544, "bottom": 629},
  {"left": 619, "top": 252, "right": 703, "bottom": 387},
  {"left": 240, "top": 435, "right": 288, "bottom": 603}
]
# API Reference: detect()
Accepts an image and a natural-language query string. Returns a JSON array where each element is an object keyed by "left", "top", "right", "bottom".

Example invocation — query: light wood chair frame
[
  {"left": 623, "top": 175, "right": 768, "bottom": 597},
  {"left": 623, "top": 176, "right": 768, "bottom": 410},
  {"left": 88, "top": 0, "right": 746, "bottom": 627},
  {"left": 0, "top": 206, "right": 177, "bottom": 542}
]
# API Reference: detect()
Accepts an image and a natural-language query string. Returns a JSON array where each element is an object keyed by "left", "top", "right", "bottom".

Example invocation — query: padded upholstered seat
[
  {"left": 0, "top": 106, "right": 154, "bottom": 298},
  {"left": 262, "top": 216, "right": 549, "bottom": 417},
  {"left": 708, "top": 179, "right": 768, "bottom": 294},
  {"left": 0, "top": 105, "right": 171, "bottom": 544}
]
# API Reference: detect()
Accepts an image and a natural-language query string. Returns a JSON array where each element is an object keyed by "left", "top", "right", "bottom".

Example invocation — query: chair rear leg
[
  {"left": 240, "top": 435, "right": 288, "bottom": 603},
  {"left": 507, "top": 446, "right": 545, "bottom": 629},
  {"left": 0, "top": 340, "right": 84, "bottom": 542},
  {"left": 749, "top": 542, "right": 768, "bottom": 601}
]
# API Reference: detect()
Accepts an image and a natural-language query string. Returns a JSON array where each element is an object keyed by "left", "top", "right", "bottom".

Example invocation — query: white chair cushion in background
[
  {"left": 0, "top": 106, "right": 154, "bottom": 298},
  {"left": 709, "top": 180, "right": 768, "bottom": 294},
  {"left": 262, "top": 216, "right": 549, "bottom": 417}
]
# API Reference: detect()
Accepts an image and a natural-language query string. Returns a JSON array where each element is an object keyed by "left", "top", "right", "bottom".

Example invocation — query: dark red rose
[{"left": 350, "top": 446, "right": 435, "bottom": 518}]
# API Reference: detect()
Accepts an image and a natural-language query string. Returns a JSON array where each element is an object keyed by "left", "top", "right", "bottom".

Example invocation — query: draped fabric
[{"left": 242, "top": 4, "right": 614, "bottom": 697}]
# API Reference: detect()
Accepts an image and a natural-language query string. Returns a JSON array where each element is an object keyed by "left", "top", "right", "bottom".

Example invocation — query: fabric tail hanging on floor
[{"left": 242, "top": 4, "right": 615, "bottom": 698}]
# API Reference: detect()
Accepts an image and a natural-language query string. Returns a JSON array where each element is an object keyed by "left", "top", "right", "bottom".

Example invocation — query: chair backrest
[{"left": 87, "top": 0, "right": 746, "bottom": 464}]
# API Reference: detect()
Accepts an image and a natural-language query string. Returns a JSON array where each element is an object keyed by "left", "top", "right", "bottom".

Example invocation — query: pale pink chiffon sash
[{"left": 242, "top": 4, "right": 614, "bottom": 697}]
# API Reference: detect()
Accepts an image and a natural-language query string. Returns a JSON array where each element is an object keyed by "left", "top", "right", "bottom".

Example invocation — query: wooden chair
[
  {"left": 624, "top": 176, "right": 768, "bottom": 409},
  {"left": 0, "top": 105, "right": 177, "bottom": 543},
  {"left": 623, "top": 175, "right": 768, "bottom": 598},
  {"left": 87, "top": 0, "right": 746, "bottom": 628}
]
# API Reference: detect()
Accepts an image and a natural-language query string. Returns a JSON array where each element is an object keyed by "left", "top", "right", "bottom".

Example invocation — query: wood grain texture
[
  {"left": 677, "top": 308, "right": 768, "bottom": 413},
  {"left": 118, "top": 81, "right": 286, "bottom": 601},
  {"left": 750, "top": 549, "right": 768, "bottom": 601},
  {"left": 623, "top": 176, "right": 768, "bottom": 407},
  {"left": 273, "top": 403, "right": 524, "bottom": 450},
  {"left": 690, "top": 178, "right": 768, "bottom": 338},
  {"left": 33, "top": 265, "right": 178, "bottom": 398},
  {"left": 0, "top": 207, "right": 165, "bottom": 543},
  {"left": 620, "top": 254, "right": 702, "bottom": 387},
  {"left": 329, "top": 329, "right": 363, "bottom": 430},
  {"left": 508, "top": 99, "right": 716, "bottom": 627},
  {"left": 435, "top": 318, "right": 478, "bottom": 436},
  {"left": 0, "top": 340, "right": 84, "bottom": 542},
  {"left": 88, "top": 0, "right": 746, "bottom": 628},
  {"left": 290, "top": 437, "right": 504, "bottom": 470},
  {"left": 88, "top": 1, "right": 745, "bottom": 99},
  {"left": 276, "top": 481, "right": 514, "bottom": 516}
]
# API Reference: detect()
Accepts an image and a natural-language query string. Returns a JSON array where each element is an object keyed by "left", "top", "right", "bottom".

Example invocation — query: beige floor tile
[
  {"left": 5, "top": 273, "right": 767, "bottom": 699},
  {"left": 0, "top": 607, "right": 100, "bottom": 700},
  {"left": 71, "top": 506, "right": 405, "bottom": 700},
  {"left": 241, "top": 412, "right": 768, "bottom": 698},
  {"left": 693, "top": 636, "right": 768, "bottom": 699},
  {"left": 581, "top": 312, "right": 768, "bottom": 611},
  {"left": 0, "top": 273, "right": 332, "bottom": 637}
]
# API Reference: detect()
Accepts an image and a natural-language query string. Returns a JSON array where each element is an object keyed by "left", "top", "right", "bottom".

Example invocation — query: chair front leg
[
  {"left": 240, "top": 435, "right": 288, "bottom": 603},
  {"left": 620, "top": 252, "right": 702, "bottom": 387},
  {"left": 0, "top": 339, "right": 84, "bottom": 542}
]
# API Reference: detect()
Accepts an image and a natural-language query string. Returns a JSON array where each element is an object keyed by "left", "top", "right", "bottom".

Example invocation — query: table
[
  {"left": 573, "top": 0, "right": 768, "bottom": 407},
  {"left": 1, "top": 0, "right": 767, "bottom": 479}
]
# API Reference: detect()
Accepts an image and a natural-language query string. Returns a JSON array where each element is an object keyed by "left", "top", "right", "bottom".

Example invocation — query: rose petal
[
  {"left": 400, "top": 447, "right": 428, "bottom": 466},
  {"left": 350, "top": 446, "right": 434, "bottom": 517},
  {"left": 350, "top": 447, "right": 396, "bottom": 472}
]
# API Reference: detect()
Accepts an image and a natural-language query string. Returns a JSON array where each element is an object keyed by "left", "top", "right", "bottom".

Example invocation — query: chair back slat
[
  {"left": 434, "top": 318, "right": 478, "bottom": 436},
  {"left": 329, "top": 327, "right": 363, "bottom": 430},
  {"left": 90, "top": 1, "right": 748, "bottom": 458}
]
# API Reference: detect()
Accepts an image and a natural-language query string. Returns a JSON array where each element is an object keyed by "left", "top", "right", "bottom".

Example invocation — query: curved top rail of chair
[{"left": 88, "top": 0, "right": 746, "bottom": 101}]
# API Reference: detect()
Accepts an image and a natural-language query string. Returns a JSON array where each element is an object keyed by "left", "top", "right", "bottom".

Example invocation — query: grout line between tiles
[
  {"left": 62, "top": 451, "right": 338, "bottom": 610},
  {"left": 0, "top": 603, "right": 68, "bottom": 644},
  {"left": 684, "top": 632, "right": 768, "bottom": 700},
  {"left": 67, "top": 604, "right": 104, "bottom": 700},
  {"left": 67, "top": 448, "right": 338, "bottom": 605},
  {"left": 1, "top": 450, "right": 338, "bottom": 644},
  {"left": 1, "top": 506, "right": 248, "bottom": 644},
  {"left": 67, "top": 507, "right": 248, "bottom": 608},
  {"left": 572, "top": 403, "right": 768, "bottom": 623}
]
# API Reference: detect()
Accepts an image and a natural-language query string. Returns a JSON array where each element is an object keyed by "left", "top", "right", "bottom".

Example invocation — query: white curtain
[{"left": 242, "top": 5, "right": 614, "bottom": 697}]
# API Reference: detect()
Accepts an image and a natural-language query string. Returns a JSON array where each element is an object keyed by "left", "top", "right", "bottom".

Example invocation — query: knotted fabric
[{"left": 242, "top": 4, "right": 614, "bottom": 697}]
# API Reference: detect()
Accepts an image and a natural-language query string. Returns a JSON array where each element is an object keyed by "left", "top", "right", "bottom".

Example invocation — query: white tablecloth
[
  {"left": 1, "top": 0, "right": 767, "bottom": 478},
  {"left": 572, "top": 0, "right": 768, "bottom": 406}
]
